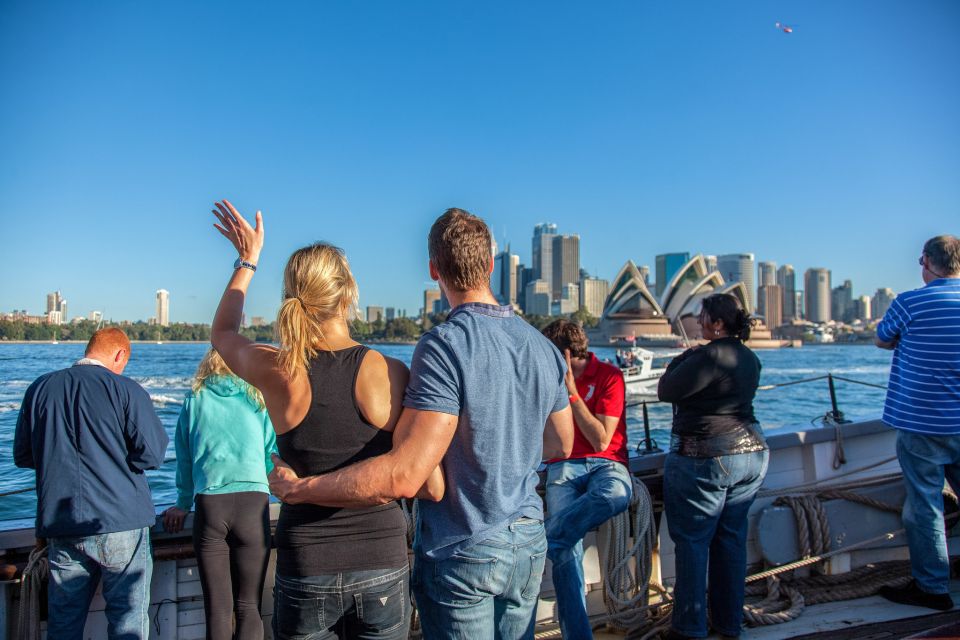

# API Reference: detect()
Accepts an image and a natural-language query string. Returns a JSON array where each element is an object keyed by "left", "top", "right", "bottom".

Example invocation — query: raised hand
[{"left": 212, "top": 199, "right": 264, "bottom": 263}]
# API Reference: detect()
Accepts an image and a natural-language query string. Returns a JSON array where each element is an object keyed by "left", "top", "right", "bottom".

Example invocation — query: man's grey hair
[{"left": 923, "top": 235, "right": 960, "bottom": 276}]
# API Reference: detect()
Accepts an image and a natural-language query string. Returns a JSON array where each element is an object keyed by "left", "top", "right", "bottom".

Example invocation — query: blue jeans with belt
[
  {"left": 664, "top": 449, "right": 769, "bottom": 638},
  {"left": 47, "top": 527, "right": 153, "bottom": 640},
  {"left": 896, "top": 430, "right": 960, "bottom": 595},
  {"left": 272, "top": 566, "right": 409, "bottom": 640},
  {"left": 545, "top": 458, "right": 633, "bottom": 640},
  {"left": 412, "top": 517, "right": 547, "bottom": 640}
]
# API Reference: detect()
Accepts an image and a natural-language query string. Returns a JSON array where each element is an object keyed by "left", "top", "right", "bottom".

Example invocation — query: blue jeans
[
  {"left": 412, "top": 517, "right": 547, "bottom": 640},
  {"left": 47, "top": 527, "right": 153, "bottom": 640},
  {"left": 545, "top": 458, "right": 632, "bottom": 640},
  {"left": 663, "top": 449, "right": 769, "bottom": 638},
  {"left": 897, "top": 430, "right": 960, "bottom": 595},
  {"left": 272, "top": 566, "right": 409, "bottom": 640}
]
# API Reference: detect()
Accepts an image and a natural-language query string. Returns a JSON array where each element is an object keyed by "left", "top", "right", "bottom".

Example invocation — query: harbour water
[{"left": 0, "top": 342, "right": 893, "bottom": 527}]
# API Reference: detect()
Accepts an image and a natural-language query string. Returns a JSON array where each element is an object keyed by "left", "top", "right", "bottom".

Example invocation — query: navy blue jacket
[{"left": 14, "top": 363, "right": 169, "bottom": 537}]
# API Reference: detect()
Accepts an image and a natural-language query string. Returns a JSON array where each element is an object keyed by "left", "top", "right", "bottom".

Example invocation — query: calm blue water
[{"left": 0, "top": 342, "right": 893, "bottom": 527}]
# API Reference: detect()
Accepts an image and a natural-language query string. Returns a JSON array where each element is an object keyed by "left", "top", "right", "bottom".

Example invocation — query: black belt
[{"left": 671, "top": 423, "right": 767, "bottom": 458}]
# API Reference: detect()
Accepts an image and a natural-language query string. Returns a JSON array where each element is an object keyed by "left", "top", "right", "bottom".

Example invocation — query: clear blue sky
[{"left": 2, "top": 1, "right": 957, "bottom": 323}]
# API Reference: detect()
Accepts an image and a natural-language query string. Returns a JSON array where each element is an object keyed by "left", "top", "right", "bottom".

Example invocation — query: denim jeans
[
  {"left": 272, "top": 566, "right": 409, "bottom": 640},
  {"left": 896, "top": 430, "right": 960, "bottom": 595},
  {"left": 47, "top": 527, "right": 153, "bottom": 640},
  {"left": 663, "top": 449, "right": 769, "bottom": 638},
  {"left": 412, "top": 517, "right": 547, "bottom": 640},
  {"left": 545, "top": 458, "right": 632, "bottom": 640}
]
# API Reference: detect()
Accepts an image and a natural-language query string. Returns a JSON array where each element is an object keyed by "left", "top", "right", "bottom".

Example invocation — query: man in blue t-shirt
[
  {"left": 875, "top": 235, "right": 960, "bottom": 612},
  {"left": 270, "top": 208, "right": 574, "bottom": 639},
  {"left": 14, "top": 328, "right": 169, "bottom": 639}
]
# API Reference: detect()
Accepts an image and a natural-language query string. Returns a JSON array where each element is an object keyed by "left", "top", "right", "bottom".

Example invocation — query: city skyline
[{"left": 2, "top": 2, "right": 957, "bottom": 322}]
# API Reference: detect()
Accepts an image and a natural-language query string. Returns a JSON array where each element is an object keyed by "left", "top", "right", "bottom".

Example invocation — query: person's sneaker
[{"left": 878, "top": 580, "right": 954, "bottom": 611}]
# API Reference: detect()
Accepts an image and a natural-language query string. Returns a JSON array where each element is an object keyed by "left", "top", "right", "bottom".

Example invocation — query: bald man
[{"left": 15, "top": 328, "right": 168, "bottom": 639}]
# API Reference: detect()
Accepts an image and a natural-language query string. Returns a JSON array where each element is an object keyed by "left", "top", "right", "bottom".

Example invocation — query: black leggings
[{"left": 193, "top": 492, "right": 271, "bottom": 640}]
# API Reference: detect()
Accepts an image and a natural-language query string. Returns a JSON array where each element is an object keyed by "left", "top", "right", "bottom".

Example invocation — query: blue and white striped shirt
[{"left": 877, "top": 278, "right": 960, "bottom": 435}]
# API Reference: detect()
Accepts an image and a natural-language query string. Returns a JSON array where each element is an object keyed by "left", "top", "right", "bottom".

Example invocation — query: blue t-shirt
[
  {"left": 877, "top": 278, "right": 960, "bottom": 435},
  {"left": 404, "top": 302, "right": 568, "bottom": 560}
]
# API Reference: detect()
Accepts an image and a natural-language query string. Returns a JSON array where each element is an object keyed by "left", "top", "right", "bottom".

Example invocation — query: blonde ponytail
[{"left": 275, "top": 243, "right": 359, "bottom": 380}]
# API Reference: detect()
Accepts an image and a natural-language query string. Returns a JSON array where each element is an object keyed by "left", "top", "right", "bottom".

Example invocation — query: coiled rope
[{"left": 17, "top": 544, "right": 48, "bottom": 640}]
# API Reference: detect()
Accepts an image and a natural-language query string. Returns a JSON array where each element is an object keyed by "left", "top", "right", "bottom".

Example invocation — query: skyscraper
[
  {"left": 655, "top": 253, "right": 691, "bottom": 297},
  {"left": 155, "top": 289, "right": 170, "bottom": 327},
  {"left": 757, "top": 284, "right": 783, "bottom": 330},
  {"left": 366, "top": 306, "right": 384, "bottom": 323},
  {"left": 872, "top": 288, "right": 896, "bottom": 320},
  {"left": 423, "top": 288, "right": 441, "bottom": 318},
  {"left": 46, "top": 290, "right": 67, "bottom": 325},
  {"left": 532, "top": 223, "right": 558, "bottom": 290},
  {"left": 853, "top": 296, "right": 872, "bottom": 322},
  {"left": 579, "top": 276, "right": 610, "bottom": 318},
  {"left": 704, "top": 255, "right": 718, "bottom": 273},
  {"left": 718, "top": 254, "right": 756, "bottom": 311},
  {"left": 551, "top": 234, "right": 580, "bottom": 300},
  {"left": 777, "top": 265, "right": 797, "bottom": 320},
  {"left": 831, "top": 280, "right": 854, "bottom": 323},
  {"left": 638, "top": 265, "right": 651, "bottom": 286},
  {"left": 804, "top": 268, "right": 831, "bottom": 323},
  {"left": 492, "top": 248, "right": 521, "bottom": 306}
]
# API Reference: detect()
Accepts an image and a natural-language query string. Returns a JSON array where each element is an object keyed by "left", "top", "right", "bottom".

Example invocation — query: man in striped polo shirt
[{"left": 875, "top": 235, "right": 960, "bottom": 611}]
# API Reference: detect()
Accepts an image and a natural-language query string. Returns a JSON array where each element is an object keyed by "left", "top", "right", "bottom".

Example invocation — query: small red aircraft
[{"left": 775, "top": 22, "right": 794, "bottom": 34}]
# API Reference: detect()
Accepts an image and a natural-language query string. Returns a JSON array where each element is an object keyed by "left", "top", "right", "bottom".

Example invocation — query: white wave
[
  {"left": 0, "top": 380, "right": 31, "bottom": 387},
  {"left": 150, "top": 394, "right": 184, "bottom": 406},
  {"left": 0, "top": 401, "right": 22, "bottom": 413},
  {"left": 133, "top": 376, "right": 193, "bottom": 389}
]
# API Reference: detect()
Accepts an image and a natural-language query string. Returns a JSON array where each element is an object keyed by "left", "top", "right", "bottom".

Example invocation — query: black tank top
[{"left": 274, "top": 345, "right": 408, "bottom": 575}]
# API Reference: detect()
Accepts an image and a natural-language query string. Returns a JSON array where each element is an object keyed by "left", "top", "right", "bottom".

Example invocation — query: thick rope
[
  {"left": 597, "top": 477, "right": 657, "bottom": 631},
  {"left": 17, "top": 544, "right": 48, "bottom": 640}
]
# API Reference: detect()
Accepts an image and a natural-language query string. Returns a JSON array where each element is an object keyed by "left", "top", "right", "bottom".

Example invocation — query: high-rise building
[
  {"left": 758, "top": 261, "right": 777, "bottom": 287},
  {"left": 532, "top": 223, "right": 558, "bottom": 289},
  {"left": 155, "top": 289, "right": 170, "bottom": 327},
  {"left": 366, "top": 306, "right": 384, "bottom": 323},
  {"left": 718, "top": 254, "right": 756, "bottom": 311},
  {"left": 579, "top": 276, "right": 610, "bottom": 319},
  {"left": 704, "top": 255, "right": 718, "bottom": 273},
  {"left": 88, "top": 311, "right": 103, "bottom": 323},
  {"left": 551, "top": 234, "right": 580, "bottom": 300},
  {"left": 492, "top": 247, "right": 521, "bottom": 306},
  {"left": 423, "top": 289, "right": 441, "bottom": 319},
  {"left": 251, "top": 316, "right": 267, "bottom": 327},
  {"left": 831, "top": 280, "right": 854, "bottom": 323},
  {"left": 804, "top": 268, "right": 831, "bottom": 323},
  {"left": 795, "top": 291, "right": 804, "bottom": 320},
  {"left": 853, "top": 295, "right": 872, "bottom": 322},
  {"left": 525, "top": 280, "right": 552, "bottom": 316},
  {"left": 385, "top": 307, "right": 396, "bottom": 321},
  {"left": 777, "top": 265, "right": 797, "bottom": 320},
  {"left": 872, "top": 288, "right": 896, "bottom": 320},
  {"left": 46, "top": 290, "right": 67, "bottom": 325},
  {"left": 757, "top": 284, "right": 783, "bottom": 330},
  {"left": 655, "top": 253, "right": 691, "bottom": 297}
]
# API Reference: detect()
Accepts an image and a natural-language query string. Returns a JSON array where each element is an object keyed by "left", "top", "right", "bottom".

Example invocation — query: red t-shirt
[{"left": 551, "top": 352, "right": 628, "bottom": 465}]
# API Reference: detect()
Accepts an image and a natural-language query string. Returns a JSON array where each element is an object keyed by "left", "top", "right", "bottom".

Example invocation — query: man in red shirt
[{"left": 541, "top": 320, "right": 633, "bottom": 640}]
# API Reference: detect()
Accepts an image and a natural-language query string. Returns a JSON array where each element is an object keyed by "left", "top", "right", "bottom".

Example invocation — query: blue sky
[{"left": 1, "top": 1, "right": 957, "bottom": 323}]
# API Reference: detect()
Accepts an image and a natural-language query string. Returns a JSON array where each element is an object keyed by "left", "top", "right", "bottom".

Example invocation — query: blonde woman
[
  {"left": 161, "top": 348, "right": 276, "bottom": 640},
  {"left": 208, "top": 200, "right": 441, "bottom": 640}
]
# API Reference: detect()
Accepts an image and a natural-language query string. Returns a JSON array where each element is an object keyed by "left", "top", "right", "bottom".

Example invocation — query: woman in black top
[
  {"left": 206, "top": 200, "right": 443, "bottom": 639},
  {"left": 657, "top": 293, "right": 770, "bottom": 640}
]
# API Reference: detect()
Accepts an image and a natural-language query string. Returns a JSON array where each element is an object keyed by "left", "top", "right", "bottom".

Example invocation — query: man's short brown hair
[
  {"left": 85, "top": 327, "right": 130, "bottom": 357},
  {"left": 924, "top": 235, "right": 960, "bottom": 276},
  {"left": 541, "top": 319, "right": 589, "bottom": 359},
  {"left": 428, "top": 208, "right": 493, "bottom": 292}
]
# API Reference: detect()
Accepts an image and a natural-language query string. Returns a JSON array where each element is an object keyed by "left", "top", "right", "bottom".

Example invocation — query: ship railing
[{"left": 631, "top": 372, "right": 888, "bottom": 460}]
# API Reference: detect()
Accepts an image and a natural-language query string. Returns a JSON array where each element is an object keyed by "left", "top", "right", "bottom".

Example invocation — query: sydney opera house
[{"left": 588, "top": 255, "right": 785, "bottom": 348}]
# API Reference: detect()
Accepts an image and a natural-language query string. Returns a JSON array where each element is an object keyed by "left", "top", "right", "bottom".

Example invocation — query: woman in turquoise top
[{"left": 162, "top": 348, "right": 276, "bottom": 640}]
